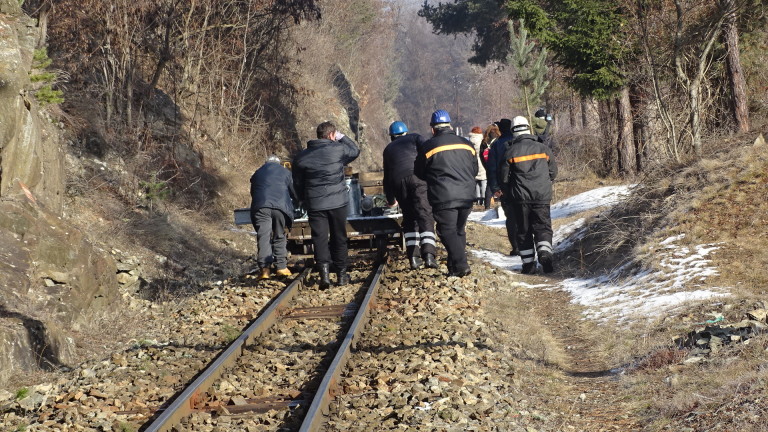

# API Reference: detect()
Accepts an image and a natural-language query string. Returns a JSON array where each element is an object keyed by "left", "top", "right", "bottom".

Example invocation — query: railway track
[{"left": 142, "top": 252, "right": 388, "bottom": 431}]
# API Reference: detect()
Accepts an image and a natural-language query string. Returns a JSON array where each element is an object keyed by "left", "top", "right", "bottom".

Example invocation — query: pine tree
[{"left": 507, "top": 19, "right": 548, "bottom": 121}]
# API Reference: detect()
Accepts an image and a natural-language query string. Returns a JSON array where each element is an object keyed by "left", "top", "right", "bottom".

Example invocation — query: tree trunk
[
  {"left": 616, "top": 87, "right": 636, "bottom": 176},
  {"left": 36, "top": 1, "right": 51, "bottom": 49},
  {"left": 581, "top": 97, "right": 599, "bottom": 132},
  {"left": 598, "top": 99, "right": 618, "bottom": 176},
  {"left": 629, "top": 84, "right": 650, "bottom": 173},
  {"left": 723, "top": 5, "right": 749, "bottom": 133},
  {"left": 690, "top": 82, "right": 702, "bottom": 158},
  {"left": 570, "top": 90, "right": 582, "bottom": 131}
]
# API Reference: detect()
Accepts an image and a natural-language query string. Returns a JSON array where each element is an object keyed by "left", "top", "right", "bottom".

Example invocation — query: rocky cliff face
[
  {"left": 0, "top": 1, "right": 64, "bottom": 210},
  {"left": 0, "top": 2, "right": 120, "bottom": 385}
]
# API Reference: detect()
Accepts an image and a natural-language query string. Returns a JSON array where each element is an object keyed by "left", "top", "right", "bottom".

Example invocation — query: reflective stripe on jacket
[
  {"left": 415, "top": 128, "right": 478, "bottom": 211},
  {"left": 499, "top": 134, "right": 557, "bottom": 204}
]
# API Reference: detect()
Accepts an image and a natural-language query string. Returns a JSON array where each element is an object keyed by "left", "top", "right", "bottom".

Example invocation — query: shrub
[
  {"left": 35, "top": 85, "right": 65, "bottom": 105},
  {"left": 29, "top": 48, "right": 64, "bottom": 106},
  {"left": 139, "top": 177, "right": 171, "bottom": 211}
]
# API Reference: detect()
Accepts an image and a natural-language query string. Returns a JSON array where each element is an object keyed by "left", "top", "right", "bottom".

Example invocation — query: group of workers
[{"left": 248, "top": 108, "right": 557, "bottom": 288}]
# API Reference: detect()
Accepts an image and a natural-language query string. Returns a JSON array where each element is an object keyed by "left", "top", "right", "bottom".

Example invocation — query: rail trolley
[{"left": 233, "top": 171, "right": 403, "bottom": 254}]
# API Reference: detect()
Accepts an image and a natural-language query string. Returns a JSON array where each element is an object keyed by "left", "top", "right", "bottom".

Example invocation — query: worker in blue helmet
[
  {"left": 414, "top": 110, "right": 478, "bottom": 277},
  {"left": 383, "top": 121, "right": 438, "bottom": 270}
]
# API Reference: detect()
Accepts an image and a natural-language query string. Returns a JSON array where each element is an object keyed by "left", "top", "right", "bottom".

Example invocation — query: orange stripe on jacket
[
  {"left": 510, "top": 153, "right": 549, "bottom": 163},
  {"left": 425, "top": 144, "right": 476, "bottom": 159}
]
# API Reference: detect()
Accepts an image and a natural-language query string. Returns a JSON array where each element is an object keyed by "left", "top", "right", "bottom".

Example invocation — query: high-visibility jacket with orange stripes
[
  {"left": 498, "top": 134, "right": 558, "bottom": 204},
  {"left": 415, "top": 128, "right": 478, "bottom": 211}
]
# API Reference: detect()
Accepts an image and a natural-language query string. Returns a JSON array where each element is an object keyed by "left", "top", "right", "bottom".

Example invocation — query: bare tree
[
  {"left": 673, "top": 0, "right": 729, "bottom": 157},
  {"left": 721, "top": 0, "right": 749, "bottom": 133},
  {"left": 616, "top": 87, "right": 636, "bottom": 175}
]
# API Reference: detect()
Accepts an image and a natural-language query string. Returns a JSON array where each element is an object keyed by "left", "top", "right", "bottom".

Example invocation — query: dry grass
[
  {"left": 468, "top": 133, "right": 768, "bottom": 431},
  {"left": 628, "top": 335, "right": 768, "bottom": 431},
  {"left": 607, "top": 136, "right": 768, "bottom": 430}
]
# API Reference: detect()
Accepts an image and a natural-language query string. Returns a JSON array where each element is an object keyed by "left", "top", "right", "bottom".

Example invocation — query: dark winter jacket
[
  {"left": 415, "top": 128, "right": 478, "bottom": 211},
  {"left": 533, "top": 117, "right": 556, "bottom": 148},
  {"left": 486, "top": 131, "right": 514, "bottom": 193},
  {"left": 383, "top": 133, "right": 425, "bottom": 205},
  {"left": 498, "top": 134, "right": 558, "bottom": 204},
  {"left": 250, "top": 161, "right": 298, "bottom": 223},
  {"left": 292, "top": 135, "right": 360, "bottom": 211}
]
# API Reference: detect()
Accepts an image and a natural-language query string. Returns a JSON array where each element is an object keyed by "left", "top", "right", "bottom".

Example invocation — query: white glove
[{"left": 334, "top": 131, "right": 345, "bottom": 140}]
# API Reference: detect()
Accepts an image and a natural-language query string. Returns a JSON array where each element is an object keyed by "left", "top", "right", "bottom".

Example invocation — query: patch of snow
[
  {"left": 550, "top": 185, "right": 634, "bottom": 220},
  {"left": 559, "top": 237, "right": 726, "bottom": 322},
  {"left": 471, "top": 249, "right": 521, "bottom": 273},
  {"left": 553, "top": 218, "right": 586, "bottom": 252},
  {"left": 469, "top": 185, "right": 728, "bottom": 323}
]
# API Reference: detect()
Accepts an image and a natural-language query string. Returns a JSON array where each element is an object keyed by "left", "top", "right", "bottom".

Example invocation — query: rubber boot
[
  {"left": 538, "top": 251, "right": 554, "bottom": 274},
  {"left": 409, "top": 256, "right": 423, "bottom": 270},
  {"left": 259, "top": 267, "right": 270, "bottom": 280},
  {"left": 423, "top": 253, "right": 438, "bottom": 269},
  {"left": 337, "top": 268, "right": 350, "bottom": 286},
  {"left": 521, "top": 262, "right": 537, "bottom": 275},
  {"left": 318, "top": 263, "right": 331, "bottom": 289}
]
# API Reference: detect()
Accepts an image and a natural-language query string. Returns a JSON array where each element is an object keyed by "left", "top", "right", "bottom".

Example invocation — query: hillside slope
[{"left": 466, "top": 133, "right": 768, "bottom": 431}]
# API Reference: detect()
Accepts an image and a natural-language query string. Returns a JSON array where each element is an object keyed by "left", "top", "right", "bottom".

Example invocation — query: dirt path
[
  {"left": 468, "top": 222, "right": 644, "bottom": 431},
  {"left": 520, "top": 286, "right": 642, "bottom": 431}
]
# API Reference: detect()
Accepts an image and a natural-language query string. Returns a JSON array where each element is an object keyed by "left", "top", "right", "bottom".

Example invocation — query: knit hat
[
  {"left": 470, "top": 126, "right": 483, "bottom": 134},
  {"left": 497, "top": 118, "right": 512, "bottom": 133}
]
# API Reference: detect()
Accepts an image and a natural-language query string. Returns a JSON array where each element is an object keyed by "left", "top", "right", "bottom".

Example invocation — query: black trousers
[
  {"left": 512, "top": 203, "right": 553, "bottom": 266},
  {"left": 500, "top": 198, "right": 519, "bottom": 252},
  {"left": 308, "top": 205, "right": 349, "bottom": 270},
  {"left": 433, "top": 206, "right": 471, "bottom": 273},
  {"left": 396, "top": 175, "right": 436, "bottom": 259}
]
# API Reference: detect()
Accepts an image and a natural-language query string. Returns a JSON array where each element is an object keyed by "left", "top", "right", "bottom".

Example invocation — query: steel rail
[
  {"left": 143, "top": 266, "right": 311, "bottom": 432},
  {"left": 298, "top": 259, "right": 387, "bottom": 432}
]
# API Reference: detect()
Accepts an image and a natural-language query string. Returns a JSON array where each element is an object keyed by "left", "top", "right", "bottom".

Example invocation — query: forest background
[{"left": 20, "top": 0, "right": 768, "bottom": 214}]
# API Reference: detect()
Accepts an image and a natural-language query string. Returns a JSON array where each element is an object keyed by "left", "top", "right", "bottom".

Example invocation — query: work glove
[{"left": 334, "top": 131, "right": 345, "bottom": 141}]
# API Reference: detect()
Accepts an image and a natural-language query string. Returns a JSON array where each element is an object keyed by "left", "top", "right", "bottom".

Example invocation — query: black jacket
[
  {"left": 292, "top": 135, "right": 360, "bottom": 211},
  {"left": 415, "top": 128, "right": 478, "bottom": 211},
  {"left": 383, "top": 133, "right": 425, "bottom": 205},
  {"left": 250, "top": 161, "right": 298, "bottom": 223},
  {"left": 486, "top": 131, "right": 514, "bottom": 193},
  {"left": 499, "top": 134, "right": 558, "bottom": 204}
]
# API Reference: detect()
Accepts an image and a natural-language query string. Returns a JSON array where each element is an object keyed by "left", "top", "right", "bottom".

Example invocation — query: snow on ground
[{"left": 469, "top": 185, "right": 728, "bottom": 323}]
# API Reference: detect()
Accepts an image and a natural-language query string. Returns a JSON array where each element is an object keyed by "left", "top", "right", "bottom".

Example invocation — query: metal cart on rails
[{"left": 233, "top": 171, "right": 403, "bottom": 254}]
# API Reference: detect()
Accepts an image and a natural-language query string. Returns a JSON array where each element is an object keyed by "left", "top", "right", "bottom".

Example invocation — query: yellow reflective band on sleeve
[
  {"left": 425, "top": 144, "right": 476, "bottom": 159},
  {"left": 510, "top": 153, "right": 549, "bottom": 163}
]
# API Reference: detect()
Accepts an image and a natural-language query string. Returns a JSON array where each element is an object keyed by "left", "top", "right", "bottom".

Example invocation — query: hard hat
[
  {"left": 430, "top": 109, "right": 451, "bottom": 126},
  {"left": 511, "top": 116, "right": 531, "bottom": 134},
  {"left": 389, "top": 121, "right": 408, "bottom": 136}
]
